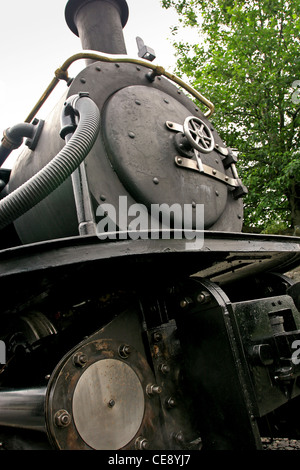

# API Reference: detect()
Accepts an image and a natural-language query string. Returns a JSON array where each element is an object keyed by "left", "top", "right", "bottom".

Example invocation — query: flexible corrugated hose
[{"left": 0, "top": 94, "right": 100, "bottom": 230}]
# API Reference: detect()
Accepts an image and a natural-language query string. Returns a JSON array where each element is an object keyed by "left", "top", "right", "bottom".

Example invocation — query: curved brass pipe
[{"left": 25, "top": 51, "right": 215, "bottom": 123}]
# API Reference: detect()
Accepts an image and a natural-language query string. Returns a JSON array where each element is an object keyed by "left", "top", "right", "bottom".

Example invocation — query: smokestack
[{"left": 65, "top": 0, "right": 129, "bottom": 55}]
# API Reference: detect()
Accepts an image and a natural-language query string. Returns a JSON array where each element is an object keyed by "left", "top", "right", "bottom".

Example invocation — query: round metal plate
[
  {"left": 72, "top": 359, "right": 144, "bottom": 449},
  {"left": 103, "top": 85, "right": 227, "bottom": 229},
  {"left": 45, "top": 338, "right": 161, "bottom": 450}
]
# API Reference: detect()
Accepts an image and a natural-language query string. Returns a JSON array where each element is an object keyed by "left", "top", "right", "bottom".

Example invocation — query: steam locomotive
[{"left": 0, "top": 0, "right": 299, "bottom": 451}]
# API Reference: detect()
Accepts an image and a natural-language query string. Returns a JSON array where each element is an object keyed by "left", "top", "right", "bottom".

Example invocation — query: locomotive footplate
[{"left": 0, "top": 233, "right": 299, "bottom": 450}]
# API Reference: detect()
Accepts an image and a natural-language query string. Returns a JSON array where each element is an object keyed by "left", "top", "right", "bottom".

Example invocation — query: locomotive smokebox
[
  {"left": 8, "top": 0, "right": 245, "bottom": 245},
  {"left": 65, "top": 0, "right": 129, "bottom": 55}
]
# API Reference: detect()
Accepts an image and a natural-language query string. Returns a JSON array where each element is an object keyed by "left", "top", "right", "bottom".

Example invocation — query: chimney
[{"left": 65, "top": 0, "right": 129, "bottom": 55}]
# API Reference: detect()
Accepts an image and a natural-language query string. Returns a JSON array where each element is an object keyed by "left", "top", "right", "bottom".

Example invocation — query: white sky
[{"left": 0, "top": 0, "right": 198, "bottom": 167}]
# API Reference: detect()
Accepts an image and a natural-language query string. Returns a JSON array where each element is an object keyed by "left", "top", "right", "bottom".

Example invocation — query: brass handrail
[{"left": 25, "top": 51, "right": 214, "bottom": 123}]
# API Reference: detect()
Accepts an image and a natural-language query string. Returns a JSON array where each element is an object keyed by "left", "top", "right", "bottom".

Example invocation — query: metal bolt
[
  {"left": 54, "top": 410, "right": 71, "bottom": 428},
  {"left": 146, "top": 383, "right": 162, "bottom": 397},
  {"left": 180, "top": 297, "right": 192, "bottom": 308},
  {"left": 177, "top": 158, "right": 182, "bottom": 164},
  {"left": 166, "top": 397, "right": 176, "bottom": 409},
  {"left": 196, "top": 291, "right": 211, "bottom": 304},
  {"left": 119, "top": 344, "right": 131, "bottom": 358},
  {"left": 78, "top": 91, "right": 90, "bottom": 99},
  {"left": 108, "top": 399, "right": 115, "bottom": 408},
  {"left": 159, "top": 363, "right": 170, "bottom": 374},
  {"left": 135, "top": 436, "right": 149, "bottom": 450},
  {"left": 153, "top": 332, "right": 162, "bottom": 342},
  {"left": 153, "top": 177, "right": 159, "bottom": 184},
  {"left": 73, "top": 352, "right": 88, "bottom": 367},
  {"left": 173, "top": 431, "right": 184, "bottom": 444}
]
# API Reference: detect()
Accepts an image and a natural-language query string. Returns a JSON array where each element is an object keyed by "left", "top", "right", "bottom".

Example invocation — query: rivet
[
  {"left": 115, "top": 63, "right": 120, "bottom": 68},
  {"left": 54, "top": 410, "right": 71, "bottom": 428},
  {"left": 212, "top": 169, "right": 217, "bottom": 175},
  {"left": 164, "top": 99, "right": 169, "bottom": 104},
  {"left": 177, "top": 158, "right": 182, "bottom": 164},
  {"left": 192, "top": 201, "right": 196, "bottom": 208},
  {"left": 215, "top": 191, "right": 219, "bottom": 196},
  {"left": 136, "top": 66, "right": 141, "bottom": 71},
  {"left": 135, "top": 99, "right": 141, "bottom": 105},
  {"left": 96, "top": 66, "right": 101, "bottom": 71},
  {"left": 108, "top": 399, "right": 115, "bottom": 408},
  {"left": 80, "top": 78, "right": 86, "bottom": 84},
  {"left": 153, "top": 177, "right": 159, "bottom": 184},
  {"left": 128, "top": 132, "right": 135, "bottom": 139},
  {"left": 100, "top": 195, "right": 106, "bottom": 201}
]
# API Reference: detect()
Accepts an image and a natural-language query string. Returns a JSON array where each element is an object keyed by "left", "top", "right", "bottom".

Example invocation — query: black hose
[
  {"left": 0, "top": 94, "right": 100, "bottom": 230},
  {"left": 0, "top": 123, "right": 36, "bottom": 166}
]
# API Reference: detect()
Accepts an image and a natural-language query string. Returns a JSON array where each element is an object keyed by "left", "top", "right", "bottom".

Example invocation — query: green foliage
[{"left": 162, "top": 0, "right": 300, "bottom": 232}]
